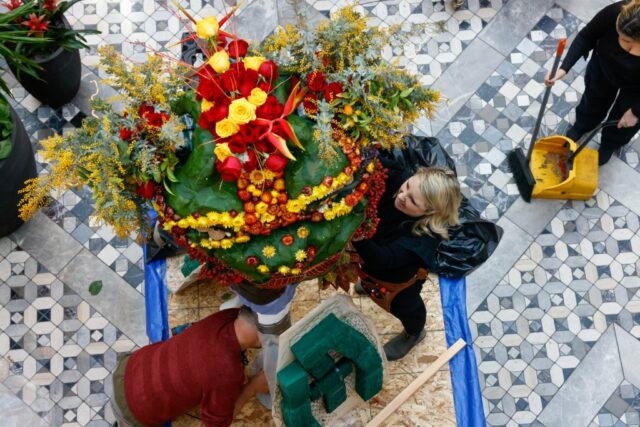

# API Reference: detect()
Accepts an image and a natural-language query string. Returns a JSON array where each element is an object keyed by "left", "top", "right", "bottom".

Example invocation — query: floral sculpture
[{"left": 20, "top": 4, "right": 439, "bottom": 288}]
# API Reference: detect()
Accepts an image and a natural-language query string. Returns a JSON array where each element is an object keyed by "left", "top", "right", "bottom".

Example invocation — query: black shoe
[{"left": 383, "top": 329, "right": 426, "bottom": 361}]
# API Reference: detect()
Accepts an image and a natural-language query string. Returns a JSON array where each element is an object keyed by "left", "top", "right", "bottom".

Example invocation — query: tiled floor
[{"left": 2, "top": 0, "right": 640, "bottom": 426}]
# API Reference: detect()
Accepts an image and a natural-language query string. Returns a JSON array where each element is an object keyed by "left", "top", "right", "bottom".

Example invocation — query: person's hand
[
  {"left": 618, "top": 109, "right": 639, "bottom": 129},
  {"left": 544, "top": 69, "right": 567, "bottom": 87}
]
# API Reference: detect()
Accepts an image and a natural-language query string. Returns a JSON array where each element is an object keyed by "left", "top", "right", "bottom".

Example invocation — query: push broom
[{"left": 507, "top": 38, "right": 566, "bottom": 202}]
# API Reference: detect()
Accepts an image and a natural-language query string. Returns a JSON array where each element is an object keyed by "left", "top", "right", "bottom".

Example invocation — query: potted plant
[
  {"left": 1, "top": 0, "right": 98, "bottom": 108},
  {"left": 0, "top": 2, "right": 51, "bottom": 236}
]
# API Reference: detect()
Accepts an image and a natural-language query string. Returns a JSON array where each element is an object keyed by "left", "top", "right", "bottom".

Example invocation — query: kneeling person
[{"left": 111, "top": 308, "right": 266, "bottom": 426}]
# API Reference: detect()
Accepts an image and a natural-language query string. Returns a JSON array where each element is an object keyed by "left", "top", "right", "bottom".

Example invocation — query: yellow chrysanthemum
[
  {"left": 257, "top": 265, "right": 270, "bottom": 274},
  {"left": 220, "top": 239, "right": 233, "bottom": 249},
  {"left": 256, "top": 202, "right": 269, "bottom": 214},
  {"left": 286, "top": 200, "right": 304, "bottom": 213},
  {"left": 291, "top": 268, "right": 301, "bottom": 275},
  {"left": 278, "top": 266, "right": 291, "bottom": 275},
  {"left": 235, "top": 235, "right": 250, "bottom": 243},
  {"left": 295, "top": 250, "right": 307, "bottom": 262},
  {"left": 323, "top": 210, "right": 336, "bottom": 220},
  {"left": 297, "top": 227, "right": 309, "bottom": 238},
  {"left": 262, "top": 245, "right": 276, "bottom": 258},
  {"left": 250, "top": 169, "right": 266, "bottom": 185}
]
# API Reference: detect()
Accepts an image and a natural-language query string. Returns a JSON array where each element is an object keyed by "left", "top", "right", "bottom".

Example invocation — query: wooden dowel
[{"left": 365, "top": 338, "right": 467, "bottom": 427}]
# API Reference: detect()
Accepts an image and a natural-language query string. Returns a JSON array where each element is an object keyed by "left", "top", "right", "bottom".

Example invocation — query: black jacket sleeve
[
  {"left": 560, "top": 2, "right": 621, "bottom": 72},
  {"left": 352, "top": 238, "right": 422, "bottom": 272}
]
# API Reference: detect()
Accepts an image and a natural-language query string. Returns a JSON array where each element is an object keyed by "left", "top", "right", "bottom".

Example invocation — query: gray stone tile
[
  {"left": 505, "top": 197, "right": 566, "bottom": 237},
  {"left": 599, "top": 157, "right": 640, "bottom": 218},
  {"left": 432, "top": 38, "right": 505, "bottom": 135},
  {"left": 479, "top": 0, "right": 555, "bottom": 56},
  {"left": 11, "top": 213, "right": 82, "bottom": 275},
  {"left": 57, "top": 250, "right": 147, "bottom": 347},
  {"left": 0, "top": 382, "right": 48, "bottom": 427},
  {"left": 538, "top": 325, "right": 623, "bottom": 426},
  {"left": 615, "top": 325, "right": 640, "bottom": 389},
  {"left": 554, "top": 0, "right": 611, "bottom": 24},
  {"left": 467, "top": 216, "right": 533, "bottom": 314}
]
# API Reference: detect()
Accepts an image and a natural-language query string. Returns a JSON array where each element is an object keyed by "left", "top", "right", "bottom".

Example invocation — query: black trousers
[
  {"left": 389, "top": 280, "right": 426, "bottom": 335},
  {"left": 570, "top": 54, "right": 640, "bottom": 164}
]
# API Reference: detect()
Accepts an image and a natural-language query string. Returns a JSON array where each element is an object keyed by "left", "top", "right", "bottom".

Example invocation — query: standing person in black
[
  {"left": 353, "top": 161, "right": 462, "bottom": 361},
  {"left": 545, "top": 0, "right": 640, "bottom": 165}
]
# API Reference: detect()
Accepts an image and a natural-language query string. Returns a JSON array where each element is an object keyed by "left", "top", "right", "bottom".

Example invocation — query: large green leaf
[
  {"left": 284, "top": 115, "right": 348, "bottom": 198},
  {"left": 214, "top": 202, "right": 365, "bottom": 283},
  {"left": 166, "top": 110, "right": 243, "bottom": 216}
]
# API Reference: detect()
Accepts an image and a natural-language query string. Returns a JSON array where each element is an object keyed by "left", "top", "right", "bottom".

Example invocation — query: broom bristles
[{"left": 507, "top": 148, "right": 535, "bottom": 203}]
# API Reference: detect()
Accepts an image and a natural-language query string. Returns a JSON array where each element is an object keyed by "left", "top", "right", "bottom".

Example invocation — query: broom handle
[
  {"left": 568, "top": 120, "right": 619, "bottom": 162},
  {"left": 526, "top": 38, "right": 567, "bottom": 162}
]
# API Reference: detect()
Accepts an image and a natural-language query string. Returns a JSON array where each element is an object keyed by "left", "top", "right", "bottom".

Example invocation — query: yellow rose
[
  {"left": 228, "top": 98, "right": 257, "bottom": 125},
  {"left": 247, "top": 88, "right": 267, "bottom": 106},
  {"left": 208, "top": 49, "right": 229, "bottom": 73},
  {"left": 214, "top": 142, "right": 232, "bottom": 162},
  {"left": 201, "top": 98, "right": 214, "bottom": 113},
  {"left": 243, "top": 56, "right": 265, "bottom": 71},
  {"left": 196, "top": 17, "right": 219, "bottom": 39},
  {"left": 215, "top": 119, "right": 239, "bottom": 138}
]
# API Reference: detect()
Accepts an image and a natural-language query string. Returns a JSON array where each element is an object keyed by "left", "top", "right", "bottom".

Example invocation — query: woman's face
[
  {"left": 617, "top": 29, "right": 640, "bottom": 55},
  {"left": 394, "top": 175, "right": 429, "bottom": 217}
]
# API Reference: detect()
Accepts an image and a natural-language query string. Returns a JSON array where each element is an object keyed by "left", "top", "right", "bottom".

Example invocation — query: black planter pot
[
  {"left": 11, "top": 17, "right": 81, "bottom": 109},
  {"left": 0, "top": 107, "right": 37, "bottom": 237}
]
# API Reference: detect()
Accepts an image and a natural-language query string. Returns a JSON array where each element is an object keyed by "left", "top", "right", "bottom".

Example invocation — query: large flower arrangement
[{"left": 20, "top": 5, "right": 439, "bottom": 288}]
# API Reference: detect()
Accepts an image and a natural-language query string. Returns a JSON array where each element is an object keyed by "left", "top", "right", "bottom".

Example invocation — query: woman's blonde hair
[
  {"left": 618, "top": 0, "right": 640, "bottom": 41},
  {"left": 411, "top": 166, "right": 462, "bottom": 240}
]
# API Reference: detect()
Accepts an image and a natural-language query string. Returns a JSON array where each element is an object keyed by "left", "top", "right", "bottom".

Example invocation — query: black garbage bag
[{"left": 389, "top": 135, "right": 503, "bottom": 277}]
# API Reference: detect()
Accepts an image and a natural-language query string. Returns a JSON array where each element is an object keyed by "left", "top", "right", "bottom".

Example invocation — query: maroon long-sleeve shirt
[{"left": 124, "top": 309, "right": 243, "bottom": 426}]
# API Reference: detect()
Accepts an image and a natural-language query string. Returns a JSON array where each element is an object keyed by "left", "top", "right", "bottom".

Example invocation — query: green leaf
[
  {"left": 283, "top": 115, "right": 349, "bottom": 198},
  {"left": 88, "top": 280, "right": 103, "bottom": 296},
  {"left": 400, "top": 87, "right": 415, "bottom": 97},
  {"left": 0, "top": 139, "right": 11, "bottom": 160}
]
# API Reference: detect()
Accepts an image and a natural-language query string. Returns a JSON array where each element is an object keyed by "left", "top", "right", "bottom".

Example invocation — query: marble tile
[
  {"left": 11, "top": 213, "right": 82, "bottom": 275},
  {"left": 57, "top": 250, "right": 147, "bottom": 347},
  {"left": 480, "top": 0, "right": 555, "bottom": 56},
  {"left": 537, "top": 326, "right": 622, "bottom": 426}
]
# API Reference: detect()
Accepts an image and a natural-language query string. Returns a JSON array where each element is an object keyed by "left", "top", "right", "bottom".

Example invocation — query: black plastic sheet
[{"left": 389, "top": 135, "right": 503, "bottom": 277}]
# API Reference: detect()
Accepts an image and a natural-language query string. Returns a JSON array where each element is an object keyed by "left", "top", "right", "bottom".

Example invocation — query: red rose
[
  {"left": 265, "top": 153, "right": 287, "bottom": 173},
  {"left": 256, "top": 95, "right": 283, "bottom": 120},
  {"left": 258, "top": 81, "right": 273, "bottom": 93},
  {"left": 216, "top": 156, "right": 242, "bottom": 181},
  {"left": 197, "top": 68, "right": 226, "bottom": 101},
  {"left": 239, "top": 124, "right": 262, "bottom": 144},
  {"left": 136, "top": 181, "right": 155, "bottom": 199},
  {"left": 220, "top": 69, "right": 239, "bottom": 92},
  {"left": 238, "top": 80, "right": 255, "bottom": 97},
  {"left": 306, "top": 71, "right": 326, "bottom": 92},
  {"left": 258, "top": 60, "right": 279, "bottom": 82},
  {"left": 228, "top": 135, "right": 246, "bottom": 153},
  {"left": 324, "top": 81, "right": 344, "bottom": 102},
  {"left": 120, "top": 128, "right": 133, "bottom": 141},
  {"left": 228, "top": 39, "right": 249, "bottom": 58},
  {"left": 210, "top": 100, "right": 230, "bottom": 122},
  {"left": 302, "top": 93, "right": 318, "bottom": 115},
  {"left": 243, "top": 149, "right": 258, "bottom": 172}
]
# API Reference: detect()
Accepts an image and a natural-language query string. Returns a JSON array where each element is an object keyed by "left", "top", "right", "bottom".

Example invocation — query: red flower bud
[
  {"left": 324, "top": 81, "right": 344, "bottom": 103},
  {"left": 258, "top": 60, "right": 279, "bottom": 82},
  {"left": 227, "top": 39, "right": 249, "bottom": 59},
  {"left": 216, "top": 156, "right": 242, "bottom": 181},
  {"left": 265, "top": 153, "right": 287, "bottom": 173},
  {"left": 135, "top": 181, "right": 155, "bottom": 199}
]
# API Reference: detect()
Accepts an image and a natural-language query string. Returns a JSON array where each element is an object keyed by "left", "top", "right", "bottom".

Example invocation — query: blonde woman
[
  {"left": 545, "top": 0, "right": 640, "bottom": 165},
  {"left": 353, "top": 165, "right": 462, "bottom": 361}
]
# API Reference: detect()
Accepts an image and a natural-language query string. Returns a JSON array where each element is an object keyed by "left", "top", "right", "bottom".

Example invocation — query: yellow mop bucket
[{"left": 530, "top": 120, "right": 617, "bottom": 200}]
